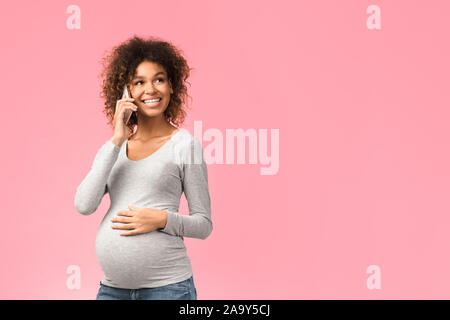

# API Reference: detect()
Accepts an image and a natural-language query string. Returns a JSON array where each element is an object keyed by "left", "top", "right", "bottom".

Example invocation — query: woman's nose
[{"left": 144, "top": 82, "right": 157, "bottom": 93}]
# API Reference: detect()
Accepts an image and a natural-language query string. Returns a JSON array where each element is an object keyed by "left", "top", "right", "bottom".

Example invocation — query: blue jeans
[{"left": 96, "top": 276, "right": 197, "bottom": 300}]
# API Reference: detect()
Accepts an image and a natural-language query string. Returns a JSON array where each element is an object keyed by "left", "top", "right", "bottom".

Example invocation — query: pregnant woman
[{"left": 74, "top": 36, "right": 212, "bottom": 300}]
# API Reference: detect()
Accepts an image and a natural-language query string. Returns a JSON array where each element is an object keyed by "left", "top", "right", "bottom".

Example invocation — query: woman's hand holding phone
[{"left": 110, "top": 86, "right": 138, "bottom": 147}]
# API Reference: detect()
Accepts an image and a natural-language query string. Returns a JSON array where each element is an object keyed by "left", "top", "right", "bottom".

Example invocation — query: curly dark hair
[{"left": 98, "top": 35, "right": 193, "bottom": 136}]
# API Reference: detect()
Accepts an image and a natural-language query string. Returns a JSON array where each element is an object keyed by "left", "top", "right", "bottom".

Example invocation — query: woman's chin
[{"left": 137, "top": 109, "right": 167, "bottom": 119}]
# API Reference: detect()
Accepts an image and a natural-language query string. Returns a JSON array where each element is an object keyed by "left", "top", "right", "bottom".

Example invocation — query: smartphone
[{"left": 122, "top": 84, "right": 134, "bottom": 125}]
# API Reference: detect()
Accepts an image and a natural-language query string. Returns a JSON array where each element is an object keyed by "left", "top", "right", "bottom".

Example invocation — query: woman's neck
[{"left": 131, "top": 115, "right": 176, "bottom": 141}]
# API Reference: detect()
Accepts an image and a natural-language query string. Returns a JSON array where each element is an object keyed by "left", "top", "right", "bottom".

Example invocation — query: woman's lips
[{"left": 141, "top": 98, "right": 162, "bottom": 107}]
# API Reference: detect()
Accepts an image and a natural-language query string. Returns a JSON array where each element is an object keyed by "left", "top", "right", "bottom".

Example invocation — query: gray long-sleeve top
[{"left": 74, "top": 128, "right": 212, "bottom": 289}]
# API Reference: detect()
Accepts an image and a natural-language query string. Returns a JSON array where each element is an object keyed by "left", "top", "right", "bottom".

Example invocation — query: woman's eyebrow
[{"left": 133, "top": 72, "right": 165, "bottom": 79}]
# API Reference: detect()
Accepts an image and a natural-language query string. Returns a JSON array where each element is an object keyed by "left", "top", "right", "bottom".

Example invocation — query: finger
[
  {"left": 117, "top": 101, "right": 136, "bottom": 111},
  {"left": 121, "top": 102, "right": 136, "bottom": 111},
  {"left": 117, "top": 211, "right": 133, "bottom": 217},
  {"left": 121, "top": 104, "right": 138, "bottom": 112},
  {"left": 126, "top": 106, "right": 138, "bottom": 113},
  {"left": 111, "top": 223, "right": 135, "bottom": 230},
  {"left": 111, "top": 216, "right": 132, "bottom": 223}
]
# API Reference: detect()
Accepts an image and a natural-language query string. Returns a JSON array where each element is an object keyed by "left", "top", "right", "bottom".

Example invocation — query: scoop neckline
[{"left": 124, "top": 128, "right": 182, "bottom": 162}]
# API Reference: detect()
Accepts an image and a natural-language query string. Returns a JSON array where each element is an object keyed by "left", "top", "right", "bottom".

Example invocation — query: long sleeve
[
  {"left": 161, "top": 136, "right": 213, "bottom": 240},
  {"left": 74, "top": 140, "right": 121, "bottom": 215}
]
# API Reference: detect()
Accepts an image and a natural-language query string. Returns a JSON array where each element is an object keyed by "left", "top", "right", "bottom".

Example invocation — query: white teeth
[{"left": 143, "top": 98, "right": 161, "bottom": 104}]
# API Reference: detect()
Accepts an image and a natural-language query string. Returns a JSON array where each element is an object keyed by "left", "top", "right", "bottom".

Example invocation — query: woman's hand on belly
[{"left": 110, "top": 205, "right": 167, "bottom": 236}]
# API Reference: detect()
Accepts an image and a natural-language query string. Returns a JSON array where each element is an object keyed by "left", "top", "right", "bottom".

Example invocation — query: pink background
[{"left": 1, "top": 0, "right": 450, "bottom": 299}]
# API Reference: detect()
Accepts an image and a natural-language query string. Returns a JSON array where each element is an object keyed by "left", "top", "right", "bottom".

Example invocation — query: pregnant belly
[{"left": 95, "top": 219, "right": 188, "bottom": 287}]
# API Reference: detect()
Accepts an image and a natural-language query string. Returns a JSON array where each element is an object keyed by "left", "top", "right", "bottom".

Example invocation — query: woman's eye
[{"left": 134, "top": 78, "right": 164, "bottom": 85}]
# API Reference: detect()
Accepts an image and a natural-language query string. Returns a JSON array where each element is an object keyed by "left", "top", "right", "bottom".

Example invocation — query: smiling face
[{"left": 129, "top": 60, "right": 173, "bottom": 117}]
